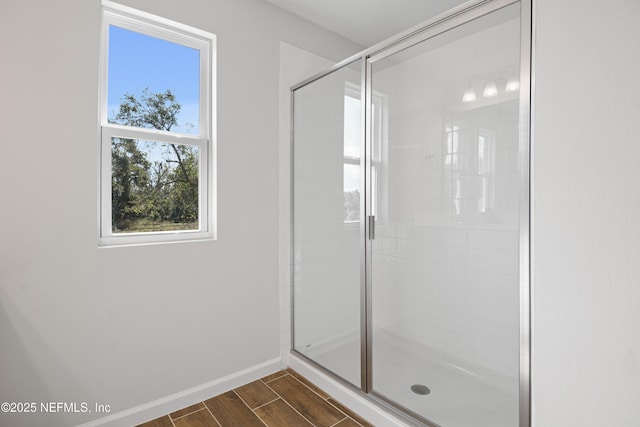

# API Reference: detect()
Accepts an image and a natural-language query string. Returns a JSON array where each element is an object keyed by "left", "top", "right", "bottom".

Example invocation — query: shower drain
[{"left": 411, "top": 384, "right": 431, "bottom": 395}]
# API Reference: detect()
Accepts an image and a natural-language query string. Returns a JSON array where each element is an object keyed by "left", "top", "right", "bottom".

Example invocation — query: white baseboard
[{"left": 77, "top": 357, "right": 281, "bottom": 427}]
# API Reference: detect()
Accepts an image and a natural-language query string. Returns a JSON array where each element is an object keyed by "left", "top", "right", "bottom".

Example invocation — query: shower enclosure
[{"left": 291, "top": 0, "right": 530, "bottom": 425}]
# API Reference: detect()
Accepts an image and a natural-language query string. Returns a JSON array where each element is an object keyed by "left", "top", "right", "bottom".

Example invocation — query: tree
[
  {"left": 110, "top": 88, "right": 199, "bottom": 231},
  {"left": 111, "top": 137, "right": 150, "bottom": 227},
  {"left": 115, "top": 88, "right": 180, "bottom": 132}
]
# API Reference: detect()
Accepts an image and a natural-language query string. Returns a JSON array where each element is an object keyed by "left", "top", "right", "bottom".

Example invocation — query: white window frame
[
  {"left": 99, "top": 1, "right": 216, "bottom": 246},
  {"left": 343, "top": 84, "right": 387, "bottom": 225}
]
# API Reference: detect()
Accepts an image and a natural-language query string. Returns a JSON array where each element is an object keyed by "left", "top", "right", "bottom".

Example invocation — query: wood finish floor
[{"left": 137, "top": 369, "right": 373, "bottom": 427}]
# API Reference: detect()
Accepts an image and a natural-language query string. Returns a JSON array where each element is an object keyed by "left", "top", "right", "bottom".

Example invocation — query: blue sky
[{"left": 108, "top": 25, "right": 200, "bottom": 134}]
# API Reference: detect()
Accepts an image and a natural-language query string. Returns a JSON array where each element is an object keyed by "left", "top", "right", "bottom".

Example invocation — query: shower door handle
[{"left": 368, "top": 215, "right": 376, "bottom": 240}]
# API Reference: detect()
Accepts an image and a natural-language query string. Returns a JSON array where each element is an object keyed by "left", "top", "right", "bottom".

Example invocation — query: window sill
[{"left": 98, "top": 230, "right": 214, "bottom": 248}]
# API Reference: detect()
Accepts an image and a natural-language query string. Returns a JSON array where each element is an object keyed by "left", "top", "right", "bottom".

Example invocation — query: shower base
[{"left": 307, "top": 330, "right": 518, "bottom": 427}]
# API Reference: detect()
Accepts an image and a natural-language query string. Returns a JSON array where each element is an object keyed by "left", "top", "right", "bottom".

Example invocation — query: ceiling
[{"left": 262, "top": 0, "right": 469, "bottom": 47}]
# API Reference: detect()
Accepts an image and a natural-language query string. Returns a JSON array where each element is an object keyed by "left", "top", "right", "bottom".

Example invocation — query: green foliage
[
  {"left": 114, "top": 88, "right": 180, "bottom": 132},
  {"left": 110, "top": 88, "right": 199, "bottom": 233},
  {"left": 111, "top": 137, "right": 150, "bottom": 225}
]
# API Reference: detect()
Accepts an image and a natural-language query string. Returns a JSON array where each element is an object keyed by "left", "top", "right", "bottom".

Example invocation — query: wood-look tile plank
[
  {"left": 333, "top": 418, "right": 366, "bottom": 427},
  {"left": 136, "top": 369, "right": 372, "bottom": 427},
  {"left": 327, "top": 399, "right": 374, "bottom": 427},
  {"left": 285, "top": 368, "right": 330, "bottom": 399},
  {"left": 234, "top": 380, "right": 278, "bottom": 409},
  {"left": 204, "top": 391, "right": 265, "bottom": 427},
  {"left": 267, "top": 375, "right": 346, "bottom": 427},
  {"left": 173, "top": 409, "right": 220, "bottom": 427},
  {"left": 136, "top": 415, "right": 174, "bottom": 427},
  {"left": 253, "top": 399, "right": 313, "bottom": 426},
  {"left": 136, "top": 415, "right": 173, "bottom": 427},
  {"left": 170, "top": 402, "right": 205, "bottom": 419},
  {"left": 261, "top": 370, "right": 288, "bottom": 383}
]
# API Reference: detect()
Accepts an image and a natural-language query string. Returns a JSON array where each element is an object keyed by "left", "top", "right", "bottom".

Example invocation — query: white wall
[
  {"left": 532, "top": 0, "right": 640, "bottom": 425},
  {"left": 0, "top": 1, "right": 360, "bottom": 426}
]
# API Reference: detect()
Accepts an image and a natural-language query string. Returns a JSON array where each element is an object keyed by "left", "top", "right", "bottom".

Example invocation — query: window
[
  {"left": 99, "top": 1, "right": 215, "bottom": 246},
  {"left": 343, "top": 84, "right": 385, "bottom": 223},
  {"left": 444, "top": 123, "right": 495, "bottom": 217},
  {"left": 343, "top": 90, "right": 361, "bottom": 223}
]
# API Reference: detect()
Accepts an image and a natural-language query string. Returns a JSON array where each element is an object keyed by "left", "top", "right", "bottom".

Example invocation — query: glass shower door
[
  {"left": 369, "top": 4, "right": 523, "bottom": 426},
  {"left": 292, "top": 61, "right": 363, "bottom": 387}
]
